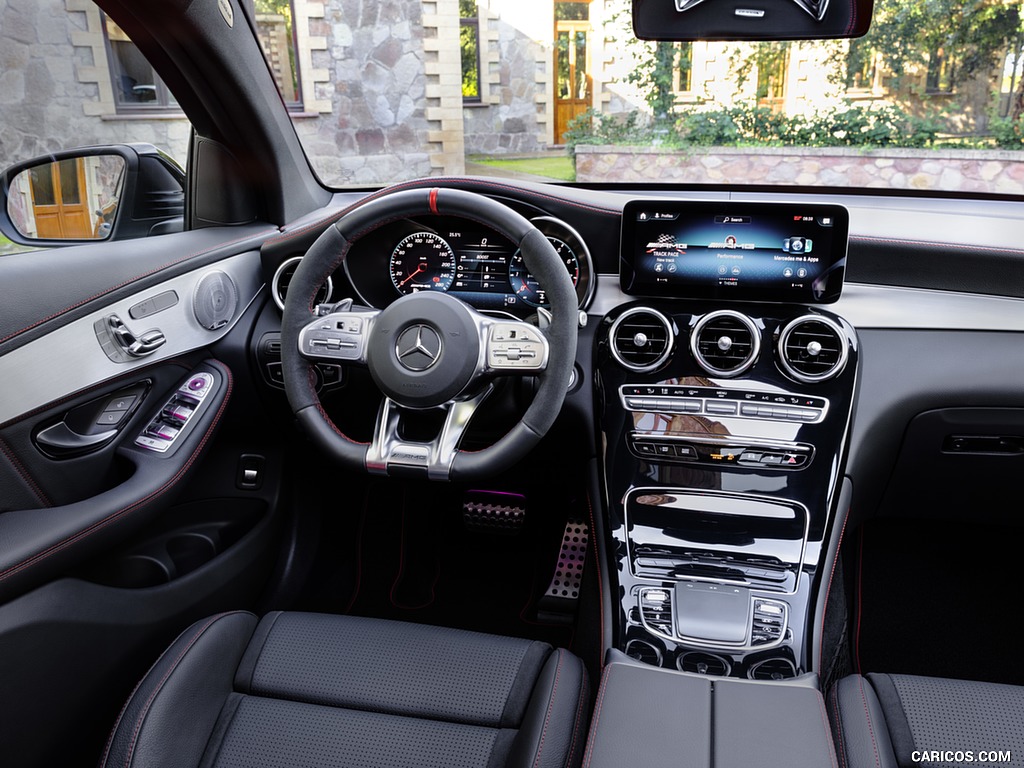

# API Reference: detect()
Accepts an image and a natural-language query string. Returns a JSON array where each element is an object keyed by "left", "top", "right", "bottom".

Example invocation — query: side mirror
[{"left": 0, "top": 144, "right": 185, "bottom": 248}]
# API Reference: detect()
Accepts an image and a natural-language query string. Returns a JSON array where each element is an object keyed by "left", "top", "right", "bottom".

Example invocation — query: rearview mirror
[
  {"left": 0, "top": 144, "right": 185, "bottom": 248},
  {"left": 632, "top": 0, "right": 874, "bottom": 41}
]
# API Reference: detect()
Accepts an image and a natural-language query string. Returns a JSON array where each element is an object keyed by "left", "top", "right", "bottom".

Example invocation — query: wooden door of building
[
  {"left": 554, "top": 2, "right": 592, "bottom": 144},
  {"left": 29, "top": 158, "right": 92, "bottom": 239}
]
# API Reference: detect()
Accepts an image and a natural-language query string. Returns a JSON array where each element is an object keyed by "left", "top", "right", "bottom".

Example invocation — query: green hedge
[{"left": 566, "top": 104, "right": 1024, "bottom": 152}]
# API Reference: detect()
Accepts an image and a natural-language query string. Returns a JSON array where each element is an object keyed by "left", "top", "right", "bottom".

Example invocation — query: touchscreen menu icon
[{"left": 783, "top": 237, "right": 813, "bottom": 254}]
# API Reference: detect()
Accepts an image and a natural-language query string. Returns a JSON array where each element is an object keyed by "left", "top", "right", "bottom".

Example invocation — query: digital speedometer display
[
  {"left": 363, "top": 216, "right": 592, "bottom": 315},
  {"left": 389, "top": 232, "right": 457, "bottom": 293}
]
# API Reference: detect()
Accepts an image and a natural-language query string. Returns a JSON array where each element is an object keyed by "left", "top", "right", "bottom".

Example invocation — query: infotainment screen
[{"left": 620, "top": 200, "right": 849, "bottom": 303}]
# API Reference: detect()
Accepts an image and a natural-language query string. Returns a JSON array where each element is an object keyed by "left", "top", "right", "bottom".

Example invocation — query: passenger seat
[{"left": 828, "top": 673, "right": 1024, "bottom": 767}]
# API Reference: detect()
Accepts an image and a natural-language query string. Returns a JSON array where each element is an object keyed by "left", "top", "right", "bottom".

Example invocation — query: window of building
[
  {"left": 555, "top": 1, "right": 589, "bottom": 20},
  {"left": 255, "top": 0, "right": 302, "bottom": 109},
  {"left": 102, "top": 15, "right": 179, "bottom": 111},
  {"left": 926, "top": 48, "right": 956, "bottom": 94},
  {"left": 756, "top": 50, "right": 789, "bottom": 106},
  {"left": 674, "top": 43, "right": 693, "bottom": 94},
  {"left": 460, "top": 0, "right": 482, "bottom": 102},
  {"left": 846, "top": 38, "right": 877, "bottom": 91}
]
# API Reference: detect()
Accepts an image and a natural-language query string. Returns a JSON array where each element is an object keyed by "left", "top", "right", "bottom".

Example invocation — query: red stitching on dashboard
[
  {"left": 0, "top": 232, "right": 270, "bottom": 348},
  {"left": 0, "top": 436, "right": 52, "bottom": 507},
  {"left": 818, "top": 505, "right": 850, "bottom": 674},
  {"left": 0, "top": 362, "right": 233, "bottom": 585},
  {"left": 851, "top": 234, "right": 1024, "bottom": 257},
  {"left": 855, "top": 524, "right": 865, "bottom": 674}
]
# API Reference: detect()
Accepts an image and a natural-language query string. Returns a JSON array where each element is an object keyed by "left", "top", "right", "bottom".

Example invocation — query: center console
[{"left": 596, "top": 200, "right": 856, "bottom": 680}]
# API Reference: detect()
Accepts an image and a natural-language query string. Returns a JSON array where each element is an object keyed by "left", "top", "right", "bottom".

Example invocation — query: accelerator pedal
[
  {"left": 461, "top": 490, "right": 527, "bottom": 535},
  {"left": 536, "top": 517, "right": 589, "bottom": 622}
]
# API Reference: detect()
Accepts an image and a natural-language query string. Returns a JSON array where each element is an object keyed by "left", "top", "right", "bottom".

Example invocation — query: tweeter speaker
[{"left": 193, "top": 271, "right": 238, "bottom": 331}]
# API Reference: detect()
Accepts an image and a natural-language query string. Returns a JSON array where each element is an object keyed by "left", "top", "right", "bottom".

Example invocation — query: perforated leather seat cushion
[
  {"left": 101, "top": 611, "right": 590, "bottom": 768},
  {"left": 829, "top": 673, "right": 1024, "bottom": 768}
]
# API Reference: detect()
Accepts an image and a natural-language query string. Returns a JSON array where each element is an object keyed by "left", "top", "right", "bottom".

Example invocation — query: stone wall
[
  {"left": 293, "top": 0, "right": 439, "bottom": 186},
  {"left": 462, "top": 12, "right": 547, "bottom": 156},
  {"left": 574, "top": 145, "right": 1024, "bottom": 195},
  {"left": 0, "top": 0, "right": 190, "bottom": 168}
]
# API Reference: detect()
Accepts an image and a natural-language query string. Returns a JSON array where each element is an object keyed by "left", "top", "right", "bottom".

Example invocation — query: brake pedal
[{"left": 461, "top": 491, "right": 526, "bottom": 535}]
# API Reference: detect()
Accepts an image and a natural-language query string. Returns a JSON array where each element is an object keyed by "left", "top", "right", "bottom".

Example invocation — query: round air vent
[
  {"left": 193, "top": 270, "right": 238, "bottom": 331},
  {"left": 676, "top": 651, "right": 732, "bottom": 677},
  {"left": 689, "top": 310, "right": 760, "bottom": 377},
  {"left": 624, "top": 639, "right": 663, "bottom": 667},
  {"left": 609, "top": 308, "right": 674, "bottom": 372},
  {"left": 777, "top": 315, "right": 848, "bottom": 383},
  {"left": 272, "top": 256, "right": 333, "bottom": 312},
  {"left": 748, "top": 657, "right": 798, "bottom": 681}
]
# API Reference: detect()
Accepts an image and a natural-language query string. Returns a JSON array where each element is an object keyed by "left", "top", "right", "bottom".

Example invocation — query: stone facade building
[{"left": 2, "top": 0, "right": 1019, "bottom": 190}]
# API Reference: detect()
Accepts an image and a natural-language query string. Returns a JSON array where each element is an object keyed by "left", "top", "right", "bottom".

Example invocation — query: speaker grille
[{"left": 193, "top": 271, "right": 238, "bottom": 331}]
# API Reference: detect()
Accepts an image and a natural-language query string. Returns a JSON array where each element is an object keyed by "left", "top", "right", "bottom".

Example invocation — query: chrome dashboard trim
[{"left": 590, "top": 275, "right": 1024, "bottom": 332}]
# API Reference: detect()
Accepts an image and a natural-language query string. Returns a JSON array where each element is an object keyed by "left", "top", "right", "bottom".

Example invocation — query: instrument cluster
[{"left": 342, "top": 214, "right": 594, "bottom": 316}]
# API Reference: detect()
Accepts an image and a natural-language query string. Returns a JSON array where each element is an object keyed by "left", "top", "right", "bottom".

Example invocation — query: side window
[{"left": 0, "top": 0, "right": 188, "bottom": 253}]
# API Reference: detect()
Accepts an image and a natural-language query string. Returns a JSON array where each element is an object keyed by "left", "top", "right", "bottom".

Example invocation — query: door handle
[{"left": 35, "top": 422, "right": 118, "bottom": 458}]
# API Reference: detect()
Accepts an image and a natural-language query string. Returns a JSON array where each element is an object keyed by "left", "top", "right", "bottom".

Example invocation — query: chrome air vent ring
[
  {"left": 777, "top": 315, "right": 848, "bottom": 383},
  {"left": 690, "top": 310, "right": 760, "bottom": 378},
  {"left": 272, "top": 256, "right": 333, "bottom": 312},
  {"left": 609, "top": 307, "right": 674, "bottom": 372}
]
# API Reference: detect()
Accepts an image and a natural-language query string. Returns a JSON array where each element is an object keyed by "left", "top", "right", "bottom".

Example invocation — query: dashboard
[{"left": 282, "top": 213, "right": 595, "bottom": 317}]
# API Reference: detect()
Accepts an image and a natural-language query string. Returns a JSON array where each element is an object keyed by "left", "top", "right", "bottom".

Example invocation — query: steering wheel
[{"left": 280, "top": 187, "right": 578, "bottom": 481}]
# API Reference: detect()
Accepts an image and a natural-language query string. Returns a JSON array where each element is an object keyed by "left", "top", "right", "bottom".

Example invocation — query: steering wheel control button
[
  {"left": 299, "top": 310, "right": 377, "bottom": 363},
  {"left": 487, "top": 323, "right": 548, "bottom": 371},
  {"left": 395, "top": 325, "right": 443, "bottom": 371}
]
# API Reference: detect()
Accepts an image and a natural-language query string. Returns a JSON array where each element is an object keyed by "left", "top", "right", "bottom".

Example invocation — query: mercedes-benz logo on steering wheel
[{"left": 395, "top": 324, "right": 443, "bottom": 371}]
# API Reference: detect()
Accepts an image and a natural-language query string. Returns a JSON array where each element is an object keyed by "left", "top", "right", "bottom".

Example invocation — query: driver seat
[{"left": 101, "top": 611, "right": 590, "bottom": 768}]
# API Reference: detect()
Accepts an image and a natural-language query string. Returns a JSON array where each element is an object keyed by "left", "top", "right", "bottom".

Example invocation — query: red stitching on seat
[
  {"left": 565, "top": 658, "right": 588, "bottom": 767},
  {"left": 118, "top": 612, "right": 239, "bottom": 768},
  {"left": 817, "top": 688, "right": 840, "bottom": 768},
  {"left": 0, "top": 362, "right": 233, "bottom": 585},
  {"left": 0, "top": 436, "right": 52, "bottom": 507},
  {"left": 831, "top": 684, "right": 849, "bottom": 768},
  {"left": 532, "top": 650, "right": 565, "bottom": 768},
  {"left": 0, "top": 232, "right": 270, "bottom": 348},
  {"left": 581, "top": 665, "right": 612, "bottom": 768},
  {"left": 858, "top": 676, "right": 883, "bottom": 768}
]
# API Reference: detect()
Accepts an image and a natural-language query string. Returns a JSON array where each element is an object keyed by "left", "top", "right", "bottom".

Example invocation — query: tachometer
[
  {"left": 389, "top": 232, "right": 456, "bottom": 294},
  {"left": 508, "top": 237, "right": 579, "bottom": 307}
]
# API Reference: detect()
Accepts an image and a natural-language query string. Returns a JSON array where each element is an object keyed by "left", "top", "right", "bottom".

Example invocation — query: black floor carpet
[
  {"left": 296, "top": 476, "right": 580, "bottom": 649},
  {"left": 854, "top": 518, "right": 1024, "bottom": 685}
]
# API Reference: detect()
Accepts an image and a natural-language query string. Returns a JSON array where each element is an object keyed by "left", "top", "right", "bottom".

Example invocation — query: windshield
[{"left": 266, "top": 0, "right": 1024, "bottom": 194}]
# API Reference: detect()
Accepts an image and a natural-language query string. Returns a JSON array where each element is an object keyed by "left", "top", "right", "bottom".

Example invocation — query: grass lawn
[{"left": 469, "top": 154, "right": 575, "bottom": 181}]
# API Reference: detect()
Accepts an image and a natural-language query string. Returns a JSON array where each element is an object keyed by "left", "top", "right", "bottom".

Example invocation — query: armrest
[{"left": 582, "top": 659, "right": 838, "bottom": 768}]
